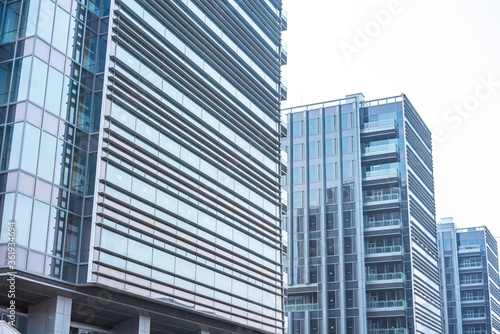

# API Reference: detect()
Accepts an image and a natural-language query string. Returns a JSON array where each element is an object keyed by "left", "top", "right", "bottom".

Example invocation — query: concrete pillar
[
  {"left": 113, "top": 316, "right": 150, "bottom": 334},
  {"left": 27, "top": 296, "right": 72, "bottom": 334}
]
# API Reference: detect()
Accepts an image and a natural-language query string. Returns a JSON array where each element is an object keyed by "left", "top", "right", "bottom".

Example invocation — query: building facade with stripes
[
  {"left": 0, "top": 0, "right": 286, "bottom": 333},
  {"left": 281, "top": 93, "right": 442, "bottom": 334}
]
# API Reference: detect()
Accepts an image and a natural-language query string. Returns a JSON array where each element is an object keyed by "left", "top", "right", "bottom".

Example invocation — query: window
[
  {"left": 309, "top": 141, "right": 318, "bottom": 158},
  {"left": 309, "top": 189, "right": 320, "bottom": 207},
  {"left": 309, "top": 214, "right": 319, "bottom": 231},
  {"left": 308, "top": 118, "right": 318, "bottom": 135},
  {"left": 310, "top": 265, "right": 319, "bottom": 283},
  {"left": 327, "top": 238, "right": 337, "bottom": 255},
  {"left": 342, "top": 160, "right": 353, "bottom": 178},
  {"left": 292, "top": 121, "right": 302, "bottom": 137},
  {"left": 344, "top": 236, "right": 354, "bottom": 254},
  {"left": 345, "top": 263, "right": 353, "bottom": 281},
  {"left": 292, "top": 191, "right": 303, "bottom": 208},
  {"left": 325, "top": 138, "right": 335, "bottom": 156},
  {"left": 309, "top": 240, "right": 319, "bottom": 257},
  {"left": 292, "top": 167, "right": 303, "bottom": 184},
  {"left": 326, "top": 212, "right": 337, "bottom": 230},
  {"left": 344, "top": 210, "right": 355, "bottom": 228},
  {"left": 292, "top": 144, "right": 303, "bottom": 161},
  {"left": 325, "top": 115, "right": 334, "bottom": 132},
  {"left": 326, "top": 187, "right": 337, "bottom": 204},
  {"left": 346, "top": 290, "right": 354, "bottom": 308},
  {"left": 343, "top": 185, "right": 355, "bottom": 202},
  {"left": 309, "top": 165, "right": 319, "bottom": 182},
  {"left": 326, "top": 163, "right": 335, "bottom": 180},
  {"left": 342, "top": 136, "right": 352, "bottom": 153},
  {"left": 341, "top": 113, "right": 351, "bottom": 129}
]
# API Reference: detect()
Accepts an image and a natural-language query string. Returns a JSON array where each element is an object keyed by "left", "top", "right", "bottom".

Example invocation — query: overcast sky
[{"left": 281, "top": 0, "right": 500, "bottom": 237}]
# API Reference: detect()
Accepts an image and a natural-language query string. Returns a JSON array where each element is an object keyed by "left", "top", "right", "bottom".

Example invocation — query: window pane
[
  {"left": 29, "top": 57, "right": 48, "bottom": 107},
  {"left": 21, "top": 123, "right": 41, "bottom": 174}
]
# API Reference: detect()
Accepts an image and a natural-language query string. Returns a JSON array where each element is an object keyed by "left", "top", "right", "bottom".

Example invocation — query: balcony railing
[
  {"left": 284, "top": 303, "right": 318, "bottom": 312},
  {"left": 462, "top": 313, "right": 486, "bottom": 319},
  {"left": 364, "top": 168, "right": 400, "bottom": 179},
  {"left": 459, "top": 262, "right": 482, "bottom": 269},
  {"left": 461, "top": 295, "right": 484, "bottom": 302},
  {"left": 462, "top": 331, "right": 487, "bottom": 334},
  {"left": 366, "top": 272, "right": 405, "bottom": 282},
  {"left": 363, "top": 119, "right": 397, "bottom": 131},
  {"left": 367, "top": 300, "right": 406, "bottom": 309},
  {"left": 460, "top": 278, "right": 483, "bottom": 285},
  {"left": 364, "top": 193, "right": 400, "bottom": 203},
  {"left": 364, "top": 219, "right": 402, "bottom": 229},
  {"left": 366, "top": 245, "right": 403, "bottom": 255},
  {"left": 363, "top": 143, "right": 398, "bottom": 155},
  {"left": 368, "top": 329, "right": 408, "bottom": 334}
]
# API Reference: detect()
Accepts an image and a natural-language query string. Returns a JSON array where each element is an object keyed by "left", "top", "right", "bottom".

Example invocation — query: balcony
[
  {"left": 458, "top": 245, "right": 481, "bottom": 254},
  {"left": 361, "top": 119, "right": 398, "bottom": 138},
  {"left": 280, "top": 43, "right": 288, "bottom": 65},
  {"left": 366, "top": 272, "right": 405, "bottom": 282},
  {"left": 280, "top": 116, "right": 288, "bottom": 138},
  {"left": 460, "top": 278, "right": 483, "bottom": 286},
  {"left": 462, "top": 313, "right": 486, "bottom": 320},
  {"left": 365, "top": 245, "right": 403, "bottom": 258},
  {"left": 459, "top": 262, "right": 482, "bottom": 270},
  {"left": 281, "top": 9, "right": 287, "bottom": 31},
  {"left": 365, "top": 218, "right": 402, "bottom": 231},
  {"left": 363, "top": 168, "right": 400, "bottom": 186},
  {"left": 368, "top": 329, "right": 408, "bottom": 334},
  {"left": 280, "top": 80, "right": 287, "bottom": 101},
  {"left": 462, "top": 331, "right": 487, "bottom": 334},
  {"left": 362, "top": 143, "right": 399, "bottom": 162},
  {"left": 363, "top": 194, "right": 400, "bottom": 211},
  {"left": 367, "top": 300, "right": 406, "bottom": 310},
  {"left": 461, "top": 296, "right": 485, "bottom": 303},
  {"left": 284, "top": 303, "right": 318, "bottom": 312},
  {"left": 280, "top": 150, "right": 288, "bottom": 175}
]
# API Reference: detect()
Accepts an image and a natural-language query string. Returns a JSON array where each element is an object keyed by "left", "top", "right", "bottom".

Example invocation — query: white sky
[{"left": 281, "top": 0, "right": 500, "bottom": 237}]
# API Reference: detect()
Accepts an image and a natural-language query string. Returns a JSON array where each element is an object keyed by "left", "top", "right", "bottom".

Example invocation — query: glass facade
[
  {"left": 282, "top": 94, "right": 442, "bottom": 334},
  {"left": 438, "top": 220, "right": 500, "bottom": 334},
  {"left": 0, "top": 0, "right": 285, "bottom": 333},
  {"left": 0, "top": 0, "right": 109, "bottom": 286}
]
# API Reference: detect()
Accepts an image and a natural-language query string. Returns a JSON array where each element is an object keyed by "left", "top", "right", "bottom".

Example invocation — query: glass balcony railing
[
  {"left": 461, "top": 295, "right": 484, "bottom": 302},
  {"left": 364, "top": 168, "right": 399, "bottom": 179},
  {"left": 363, "top": 119, "right": 397, "bottom": 131},
  {"left": 462, "top": 313, "right": 486, "bottom": 319},
  {"left": 363, "top": 143, "right": 398, "bottom": 155},
  {"left": 284, "top": 303, "right": 318, "bottom": 312},
  {"left": 364, "top": 193, "right": 400, "bottom": 203},
  {"left": 366, "top": 272, "right": 405, "bottom": 282},
  {"left": 459, "top": 262, "right": 482, "bottom": 269},
  {"left": 367, "top": 300, "right": 406, "bottom": 309},
  {"left": 364, "top": 219, "right": 402, "bottom": 229},
  {"left": 460, "top": 278, "right": 483, "bottom": 285},
  {"left": 365, "top": 245, "right": 403, "bottom": 255},
  {"left": 368, "top": 329, "right": 408, "bottom": 334},
  {"left": 462, "top": 331, "right": 487, "bottom": 334}
]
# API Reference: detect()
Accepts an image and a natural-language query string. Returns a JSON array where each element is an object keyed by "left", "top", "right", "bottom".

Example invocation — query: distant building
[
  {"left": 281, "top": 94, "right": 442, "bottom": 333},
  {"left": 438, "top": 218, "right": 500, "bottom": 334}
]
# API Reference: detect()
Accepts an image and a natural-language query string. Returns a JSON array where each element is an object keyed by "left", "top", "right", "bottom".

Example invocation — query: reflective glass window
[{"left": 29, "top": 57, "right": 48, "bottom": 107}]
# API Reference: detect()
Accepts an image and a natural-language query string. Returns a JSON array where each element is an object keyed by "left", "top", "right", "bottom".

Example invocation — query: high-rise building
[
  {"left": 437, "top": 218, "right": 500, "bottom": 334},
  {"left": 281, "top": 93, "right": 442, "bottom": 334},
  {"left": 0, "top": 0, "right": 286, "bottom": 333}
]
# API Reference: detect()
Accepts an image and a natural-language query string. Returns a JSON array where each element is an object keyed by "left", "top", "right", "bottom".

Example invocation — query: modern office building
[
  {"left": 281, "top": 93, "right": 442, "bottom": 334},
  {"left": 437, "top": 218, "right": 500, "bottom": 334},
  {"left": 0, "top": 0, "right": 286, "bottom": 333}
]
